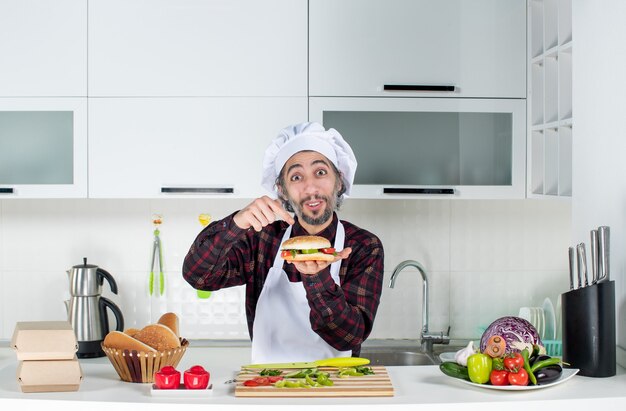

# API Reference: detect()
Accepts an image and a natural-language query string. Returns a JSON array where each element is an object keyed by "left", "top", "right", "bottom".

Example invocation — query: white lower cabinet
[
  {"left": 0, "top": 98, "right": 87, "bottom": 198},
  {"left": 88, "top": 97, "right": 307, "bottom": 198},
  {"left": 310, "top": 97, "right": 526, "bottom": 199}
]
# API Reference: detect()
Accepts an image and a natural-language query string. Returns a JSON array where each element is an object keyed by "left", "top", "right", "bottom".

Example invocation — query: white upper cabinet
[
  {"left": 309, "top": 0, "right": 527, "bottom": 98},
  {"left": 0, "top": 0, "right": 87, "bottom": 97},
  {"left": 88, "top": 0, "right": 307, "bottom": 97},
  {"left": 88, "top": 97, "right": 307, "bottom": 198}
]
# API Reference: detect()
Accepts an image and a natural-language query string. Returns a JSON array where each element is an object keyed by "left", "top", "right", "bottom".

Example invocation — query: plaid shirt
[{"left": 182, "top": 212, "right": 384, "bottom": 356}]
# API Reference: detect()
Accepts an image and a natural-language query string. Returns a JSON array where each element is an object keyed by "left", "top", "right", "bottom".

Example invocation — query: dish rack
[{"left": 543, "top": 340, "right": 563, "bottom": 357}]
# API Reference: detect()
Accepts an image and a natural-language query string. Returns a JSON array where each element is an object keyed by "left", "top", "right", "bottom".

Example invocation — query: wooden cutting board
[{"left": 235, "top": 366, "right": 394, "bottom": 397}]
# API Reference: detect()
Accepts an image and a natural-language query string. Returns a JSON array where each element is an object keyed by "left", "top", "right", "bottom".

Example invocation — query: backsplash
[{"left": 0, "top": 199, "right": 571, "bottom": 341}]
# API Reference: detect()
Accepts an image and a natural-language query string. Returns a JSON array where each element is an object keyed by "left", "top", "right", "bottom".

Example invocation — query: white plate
[
  {"left": 448, "top": 368, "right": 579, "bottom": 391},
  {"left": 555, "top": 295, "right": 562, "bottom": 340},
  {"left": 543, "top": 298, "right": 557, "bottom": 340},
  {"left": 150, "top": 383, "right": 213, "bottom": 397},
  {"left": 439, "top": 352, "right": 457, "bottom": 362}
]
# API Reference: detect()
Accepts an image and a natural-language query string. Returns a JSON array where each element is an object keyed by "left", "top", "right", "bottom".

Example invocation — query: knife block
[{"left": 561, "top": 281, "right": 616, "bottom": 377}]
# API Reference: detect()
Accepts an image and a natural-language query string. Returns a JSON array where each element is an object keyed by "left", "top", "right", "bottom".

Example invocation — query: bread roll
[
  {"left": 124, "top": 328, "right": 140, "bottom": 337},
  {"left": 157, "top": 312, "right": 179, "bottom": 338},
  {"left": 133, "top": 324, "right": 181, "bottom": 351},
  {"left": 103, "top": 331, "right": 157, "bottom": 352}
]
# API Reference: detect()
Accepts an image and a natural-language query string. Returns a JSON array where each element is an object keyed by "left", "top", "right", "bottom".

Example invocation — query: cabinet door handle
[
  {"left": 383, "top": 84, "right": 456, "bottom": 92},
  {"left": 0, "top": 188, "right": 14, "bottom": 194},
  {"left": 383, "top": 188, "right": 455, "bottom": 195},
  {"left": 161, "top": 187, "right": 234, "bottom": 194}
]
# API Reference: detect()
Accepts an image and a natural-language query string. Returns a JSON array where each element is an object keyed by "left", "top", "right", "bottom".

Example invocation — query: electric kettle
[{"left": 65, "top": 258, "right": 124, "bottom": 358}]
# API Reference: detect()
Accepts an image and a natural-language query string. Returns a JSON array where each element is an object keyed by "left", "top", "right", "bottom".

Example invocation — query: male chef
[{"left": 182, "top": 122, "right": 384, "bottom": 363}]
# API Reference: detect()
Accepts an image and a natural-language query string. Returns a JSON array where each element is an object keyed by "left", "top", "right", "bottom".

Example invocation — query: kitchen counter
[{"left": 1, "top": 342, "right": 625, "bottom": 411}]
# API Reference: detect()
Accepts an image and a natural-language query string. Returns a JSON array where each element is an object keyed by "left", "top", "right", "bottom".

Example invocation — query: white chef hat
[{"left": 261, "top": 122, "right": 357, "bottom": 197}]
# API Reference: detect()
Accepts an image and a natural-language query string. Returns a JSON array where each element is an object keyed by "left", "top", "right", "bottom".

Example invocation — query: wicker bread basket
[{"left": 102, "top": 339, "right": 188, "bottom": 383}]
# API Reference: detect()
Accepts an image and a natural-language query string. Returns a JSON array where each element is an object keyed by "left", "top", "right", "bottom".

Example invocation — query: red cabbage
[{"left": 480, "top": 316, "right": 542, "bottom": 354}]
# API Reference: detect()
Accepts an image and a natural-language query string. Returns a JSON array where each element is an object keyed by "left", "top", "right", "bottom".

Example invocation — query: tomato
[
  {"left": 467, "top": 353, "right": 492, "bottom": 384},
  {"left": 503, "top": 352, "right": 524, "bottom": 372},
  {"left": 153, "top": 365, "right": 180, "bottom": 389},
  {"left": 508, "top": 368, "right": 529, "bottom": 386},
  {"left": 281, "top": 250, "right": 297, "bottom": 258},
  {"left": 243, "top": 376, "right": 275, "bottom": 387},
  {"left": 254, "top": 377, "right": 269, "bottom": 385},
  {"left": 183, "top": 365, "right": 210, "bottom": 389},
  {"left": 489, "top": 369, "right": 509, "bottom": 386},
  {"left": 320, "top": 248, "right": 336, "bottom": 254}
]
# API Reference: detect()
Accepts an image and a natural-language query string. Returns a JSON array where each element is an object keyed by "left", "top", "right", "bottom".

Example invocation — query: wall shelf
[{"left": 527, "top": 0, "right": 573, "bottom": 198}]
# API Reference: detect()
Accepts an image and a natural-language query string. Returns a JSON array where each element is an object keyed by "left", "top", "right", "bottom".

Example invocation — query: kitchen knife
[
  {"left": 597, "top": 226, "right": 610, "bottom": 282},
  {"left": 568, "top": 246, "right": 575, "bottom": 290},
  {"left": 242, "top": 356, "right": 370, "bottom": 369},
  {"left": 590, "top": 230, "right": 599, "bottom": 284},
  {"left": 577, "top": 243, "right": 589, "bottom": 287}
]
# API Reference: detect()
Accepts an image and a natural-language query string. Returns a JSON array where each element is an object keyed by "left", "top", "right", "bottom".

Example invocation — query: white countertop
[{"left": 1, "top": 343, "right": 625, "bottom": 411}]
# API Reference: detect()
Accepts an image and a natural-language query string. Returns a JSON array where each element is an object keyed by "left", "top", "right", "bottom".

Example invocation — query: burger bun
[
  {"left": 157, "top": 312, "right": 180, "bottom": 338},
  {"left": 283, "top": 252, "right": 335, "bottom": 262},
  {"left": 281, "top": 235, "right": 331, "bottom": 250},
  {"left": 133, "top": 324, "right": 181, "bottom": 351},
  {"left": 103, "top": 331, "right": 157, "bottom": 353}
]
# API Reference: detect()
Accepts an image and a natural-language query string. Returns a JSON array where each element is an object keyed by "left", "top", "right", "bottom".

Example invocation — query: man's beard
[{"left": 287, "top": 193, "right": 336, "bottom": 226}]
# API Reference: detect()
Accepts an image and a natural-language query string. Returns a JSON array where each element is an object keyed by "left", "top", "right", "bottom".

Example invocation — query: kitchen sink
[
  {"left": 359, "top": 343, "right": 465, "bottom": 366},
  {"left": 359, "top": 348, "right": 440, "bottom": 366}
]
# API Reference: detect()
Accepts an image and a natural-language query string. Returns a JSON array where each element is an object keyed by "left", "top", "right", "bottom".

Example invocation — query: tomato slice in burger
[
  {"left": 280, "top": 250, "right": 292, "bottom": 258},
  {"left": 320, "top": 248, "right": 336, "bottom": 254}
]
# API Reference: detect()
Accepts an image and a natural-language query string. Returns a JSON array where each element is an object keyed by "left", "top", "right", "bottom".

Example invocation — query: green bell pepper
[{"left": 467, "top": 353, "right": 493, "bottom": 384}]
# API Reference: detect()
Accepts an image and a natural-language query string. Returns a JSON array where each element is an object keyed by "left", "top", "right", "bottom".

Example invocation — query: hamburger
[{"left": 280, "top": 235, "right": 337, "bottom": 262}]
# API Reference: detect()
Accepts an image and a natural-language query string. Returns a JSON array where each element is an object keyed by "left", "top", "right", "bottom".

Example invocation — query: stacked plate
[
  {"left": 542, "top": 298, "right": 557, "bottom": 341},
  {"left": 518, "top": 298, "right": 559, "bottom": 355}
]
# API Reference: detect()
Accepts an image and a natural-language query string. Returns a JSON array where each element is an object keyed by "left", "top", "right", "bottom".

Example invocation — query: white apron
[{"left": 250, "top": 222, "right": 351, "bottom": 363}]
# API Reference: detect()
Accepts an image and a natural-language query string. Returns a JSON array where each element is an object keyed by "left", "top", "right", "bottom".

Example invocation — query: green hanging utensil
[{"left": 149, "top": 214, "right": 165, "bottom": 296}]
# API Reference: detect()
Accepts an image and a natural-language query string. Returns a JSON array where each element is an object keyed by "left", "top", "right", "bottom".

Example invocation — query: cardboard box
[
  {"left": 17, "top": 357, "right": 83, "bottom": 393},
  {"left": 12, "top": 321, "right": 78, "bottom": 361}
]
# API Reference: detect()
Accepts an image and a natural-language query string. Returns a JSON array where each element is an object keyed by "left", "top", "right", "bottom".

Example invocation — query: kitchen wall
[
  {"left": 572, "top": 0, "right": 626, "bottom": 367},
  {"left": 0, "top": 198, "right": 571, "bottom": 342}
]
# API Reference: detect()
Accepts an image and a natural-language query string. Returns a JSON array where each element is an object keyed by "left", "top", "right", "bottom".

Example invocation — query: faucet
[{"left": 389, "top": 260, "right": 450, "bottom": 353}]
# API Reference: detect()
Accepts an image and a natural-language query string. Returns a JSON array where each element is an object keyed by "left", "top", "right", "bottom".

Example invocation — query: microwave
[{"left": 309, "top": 97, "right": 526, "bottom": 199}]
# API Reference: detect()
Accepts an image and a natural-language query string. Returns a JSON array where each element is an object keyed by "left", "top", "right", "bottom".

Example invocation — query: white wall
[
  {"left": 0, "top": 198, "right": 570, "bottom": 342},
  {"left": 572, "top": 0, "right": 626, "bottom": 366}
]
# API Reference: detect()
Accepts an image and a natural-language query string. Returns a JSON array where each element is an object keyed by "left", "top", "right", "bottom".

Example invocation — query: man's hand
[
  {"left": 288, "top": 247, "right": 352, "bottom": 275},
  {"left": 233, "top": 196, "right": 295, "bottom": 231}
]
